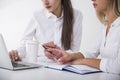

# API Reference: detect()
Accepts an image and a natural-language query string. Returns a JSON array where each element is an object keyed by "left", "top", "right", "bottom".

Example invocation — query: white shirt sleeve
[
  {"left": 80, "top": 33, "right": 102, "bottom": 58},
  {"left": 16, "top": 16, "right": 37, "bottom": 58},
  {"left": 66, "top": 10, "right": 83, "bottom": 53},
  {"left": 100, "top": 45, "right": 120, "bottom": 74}
]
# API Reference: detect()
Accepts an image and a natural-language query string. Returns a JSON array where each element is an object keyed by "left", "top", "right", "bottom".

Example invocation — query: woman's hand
[
  {"left": 46, "top": 48, "right": 73, "bottom": 64},
  {"left": 43, "top": 41, "right": 84, "bottom": 63},
  {"left": 43, "top": 41, "right": 60, "bottom": 49},
  {"left": 9, "top": 50, "right": 22, "bottom": 62},
  {"left": 43, "top": 41, "right": 61, "bottom": 61},
  {"left": 44, "top": 48, "right": 63, "bottom": 61},
  {"left": 47, "top": 48, "right": 85, "bottom": 64}
]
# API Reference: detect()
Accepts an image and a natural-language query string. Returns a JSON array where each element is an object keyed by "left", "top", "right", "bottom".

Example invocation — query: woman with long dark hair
[{"left": 9, "top": 0, "right": 83, "bottom": 61}]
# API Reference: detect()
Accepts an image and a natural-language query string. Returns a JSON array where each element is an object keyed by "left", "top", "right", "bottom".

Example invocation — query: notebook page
[
  {"left": 63, "top": 65, "right": 101, "bottom": 74},
  {"left": 71, "top": 65, "right": 100, "bottom": 71},
  {"left": 45, "top": 64, "right": 67, "bottom": 70}
]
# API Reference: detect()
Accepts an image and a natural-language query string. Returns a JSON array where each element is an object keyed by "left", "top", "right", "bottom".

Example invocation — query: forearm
[{"left": 81, "top": 58, "right": 101, "bottom": 69}]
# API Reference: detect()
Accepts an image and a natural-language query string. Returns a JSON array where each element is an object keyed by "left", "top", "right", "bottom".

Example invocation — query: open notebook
[{"left": 45, "top": 64, "right": 102, "bottom": 75}]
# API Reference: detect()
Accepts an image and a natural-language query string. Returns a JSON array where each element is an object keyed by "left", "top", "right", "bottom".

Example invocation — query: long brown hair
[{"left": 61, "top": 0, "right": 73, "bottom": 50}]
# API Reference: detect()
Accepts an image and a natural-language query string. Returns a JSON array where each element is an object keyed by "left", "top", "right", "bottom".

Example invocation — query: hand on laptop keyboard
[
  {"left": 12, "top": 62, "right": 29, "bottom": 67},
  {"left": 9, "top": 50, "right": 22, "bottom": 62}
]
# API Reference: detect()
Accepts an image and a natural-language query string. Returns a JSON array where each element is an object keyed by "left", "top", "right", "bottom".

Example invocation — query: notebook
[
  {"left": 0, "top": 34, "right": 40, "bottom": 70},
  {"left": 45, "top": 64, "right": 102, "bottom": 75}
]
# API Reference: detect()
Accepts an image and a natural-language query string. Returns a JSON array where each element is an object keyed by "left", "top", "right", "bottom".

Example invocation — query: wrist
[
  {"left": 70, "top": 52, "right": 84, "bottom": 60},
  {"left": 75, "top": 52, "right": 84, "bottom": 59}
]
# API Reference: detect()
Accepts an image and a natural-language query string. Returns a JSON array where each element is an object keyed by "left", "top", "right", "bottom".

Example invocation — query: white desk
[
  {"left": 0, "top": 57, "right": 120, "bottom": 80},
  {"left": 0, "top": 67, "right": 120, "bottom": 80}
]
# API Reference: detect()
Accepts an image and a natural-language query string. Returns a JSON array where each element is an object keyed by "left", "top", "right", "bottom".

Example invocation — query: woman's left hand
[
  {"left": 43, "top": 41, "right": 61, "bottom": 61},
  {"left": 47, "top": 48, "right": 74, "bottom": 64}
]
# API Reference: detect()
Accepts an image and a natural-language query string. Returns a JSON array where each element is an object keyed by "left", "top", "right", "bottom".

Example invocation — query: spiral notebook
[{"left": 45, "top": 64, "right": 102, "bottom": 75}]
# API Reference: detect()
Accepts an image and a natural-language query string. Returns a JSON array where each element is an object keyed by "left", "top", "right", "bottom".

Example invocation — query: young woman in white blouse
[
  {"left": 44, "top": 0, "right": 120, "bottom": 74},
  {"left": 9, "top": 0, "right": 83, "bottom": 61}
]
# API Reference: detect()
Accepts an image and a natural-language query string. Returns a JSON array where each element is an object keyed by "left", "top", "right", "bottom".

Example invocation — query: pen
[{"left": 42, "top": 45, "right": 59, "bottom": 59}]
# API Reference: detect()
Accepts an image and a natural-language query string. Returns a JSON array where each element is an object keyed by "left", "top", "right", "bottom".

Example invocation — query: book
[{"left": 45, "top": 64, "right": 102, "bottom": 75}]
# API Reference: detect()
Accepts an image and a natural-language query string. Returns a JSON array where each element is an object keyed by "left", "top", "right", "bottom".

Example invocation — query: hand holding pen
[
  {"left": 43, "top": 42, "right": 62, "bottom": 60},
  {"left": 43, "top": 45, "right": 61, "bottom": 60}
]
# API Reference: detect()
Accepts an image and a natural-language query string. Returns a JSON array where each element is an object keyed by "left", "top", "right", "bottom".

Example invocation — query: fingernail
[
  {"left": 15, "top": 57, "right": 18, "bottom": 60},
  {"left": 58, "top": 58, "right": 61, "bottom": 61}
]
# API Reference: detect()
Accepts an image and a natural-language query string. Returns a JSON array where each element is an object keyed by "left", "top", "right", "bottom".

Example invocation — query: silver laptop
[{"left": 0, "top": 34, "right": 40, "bottom": 70}]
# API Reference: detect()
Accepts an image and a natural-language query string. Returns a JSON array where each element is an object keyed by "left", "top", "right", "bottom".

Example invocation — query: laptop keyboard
[{"left": 12, "top": 62, "right": 29, "bottom": 67}]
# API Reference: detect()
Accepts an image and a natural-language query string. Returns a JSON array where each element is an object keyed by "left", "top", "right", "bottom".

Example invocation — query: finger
[
  {"left": 18, "top": 56, "right": 22, "bottom": 61},
  {"left": 9, "top": 51, "right": 13, "bottom": 61},
  {"left": 57, "top": 57, "right": 65, "bottom": 63},
  {"left": 47, "top": 48, "right": 63, "bottom": 57},
  {"left": 57, "top": 60, "right": 65, "bottom": 65},
  {"left": 54, "top": 44, "right": 60, "bottom": 49},
  {"left": 53, "top": 57, "right": 59, "bottom": 62},
  {"left": 11, "top": 50, "right": 15, "bottom": 61},
  {"left": 14, "top": 50, "right": 18, "bottom": 60},
  {"left": 14, "top": 50, "right": 22, "bottom": 61},
  {"left": 47, "top": 41, "right": 55, "bottom": 47},
  {"left": 44, "top": 51, "right": 54, "bottom": 60},
  {"left": 44, "top": 41, "right": 56, "bottom": 48},
  {"left": 57, "top": 54, "right": 72, "bottom": 64}
]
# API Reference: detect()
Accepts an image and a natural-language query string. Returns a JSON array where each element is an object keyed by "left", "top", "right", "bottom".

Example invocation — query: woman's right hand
[
  {"left": 43, "top": 41, "right": 61, "bottom": 61},
  {"left": 9, "top": 50, "right": 22, "bottom": 62}
]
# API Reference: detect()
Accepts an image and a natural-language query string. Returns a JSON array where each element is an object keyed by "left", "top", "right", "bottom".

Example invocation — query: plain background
[{"left": 0, "top": 0, "right": 103, "bottom": 51}]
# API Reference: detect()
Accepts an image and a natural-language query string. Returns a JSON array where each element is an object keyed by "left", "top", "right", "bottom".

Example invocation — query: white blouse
[
  {"left": 17, "top": 8, "right": 83, "bottom": 57},
  {"left": 81, "top": 17, "right": 120, "bottom": 74}
]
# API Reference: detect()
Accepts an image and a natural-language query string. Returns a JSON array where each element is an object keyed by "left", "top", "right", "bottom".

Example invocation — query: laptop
[{"left": 0, "top": 34, "right": 40, "bottom": 70}]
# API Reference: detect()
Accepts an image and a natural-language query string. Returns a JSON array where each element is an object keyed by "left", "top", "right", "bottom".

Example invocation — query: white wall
[
  {"left": 71, "top": 0, "right": 103, "bottom": 50},
  {"left": 0, "top": 0, "right": 103, "bottom": 51},
  {"left": 0, "top": 0, "right": 42, "bottom": 50}
]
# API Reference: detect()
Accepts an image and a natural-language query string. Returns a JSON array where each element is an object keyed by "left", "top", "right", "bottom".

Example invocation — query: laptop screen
[{"left": 0, "top": 34, "right": 13, "bottom": 70}]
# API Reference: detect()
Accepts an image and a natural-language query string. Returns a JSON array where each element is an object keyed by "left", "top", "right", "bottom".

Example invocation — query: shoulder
[
  {"left": 73, "top": 9, "right": 83, "bottom": 19},
  {"left": 31, "top": 8, "right": 47, "bottom": 21},
  {"left": 73, "top": 9, "right": 83, "bottom": 22},
  {"left": 33, "top": 8, "right": 45, "bottom": 17},
  {"left": 33, "top": 9, "right": 44, "bottom": 16},
  {"left": 72, "top": 9, "right": 83, "bottom": 31}
]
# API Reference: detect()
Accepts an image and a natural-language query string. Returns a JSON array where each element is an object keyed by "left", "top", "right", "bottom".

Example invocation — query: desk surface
[
  {"left": 0, "top": 57, "right": 120, "bottom": 80},
  {"left": 0, "top": 67, "right": 120, "bottom": 80}
]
